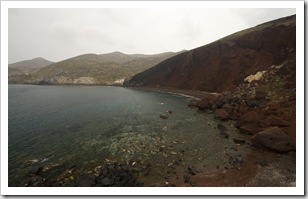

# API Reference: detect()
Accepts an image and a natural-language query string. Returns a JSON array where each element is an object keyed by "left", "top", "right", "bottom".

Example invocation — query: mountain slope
[
  {"left": 125, "top": 15, "right": 296, "bottom": 92},
  {"left": 8, "top": 57, "right": 54, "bottom": 84},
  {"left": 9, "top": 57, "right": 54, "bottom": 71},
  {"left": 27, "top": 51, "right": 184, "bottom": 85}
]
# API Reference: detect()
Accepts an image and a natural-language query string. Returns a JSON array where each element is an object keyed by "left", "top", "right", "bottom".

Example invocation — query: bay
[{"left": 8, "top": 84, "right": 247, "bottom": 186}]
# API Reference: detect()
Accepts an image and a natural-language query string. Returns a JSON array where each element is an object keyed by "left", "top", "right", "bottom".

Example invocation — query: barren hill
[
  {"left": 8, "top": 57, "right": 54, "bottom": 84},
  {"left": 9, "top": 51, "right": 184, "bottom": 85}
]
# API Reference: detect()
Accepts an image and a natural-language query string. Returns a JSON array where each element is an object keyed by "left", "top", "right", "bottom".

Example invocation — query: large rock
[
  {"left": 251, "top": 127, "right": 295, "bottom": 152},
  {"left": 214, "top": 109, "right": 229, "bottom": 121}
]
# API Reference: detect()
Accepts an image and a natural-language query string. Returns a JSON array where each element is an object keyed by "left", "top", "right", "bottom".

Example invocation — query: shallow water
[{"left": 8, "top": 85, "right": 249, "bottom": 186}]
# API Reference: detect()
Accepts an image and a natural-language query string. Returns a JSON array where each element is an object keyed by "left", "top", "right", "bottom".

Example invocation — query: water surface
[{"left": 8, "top": 85, "right": 248, "bottom": 186}]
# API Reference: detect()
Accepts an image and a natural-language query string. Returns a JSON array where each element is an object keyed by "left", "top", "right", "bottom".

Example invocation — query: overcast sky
[{"left": 8, "top": 8, "right": 295, "bottom": 64}]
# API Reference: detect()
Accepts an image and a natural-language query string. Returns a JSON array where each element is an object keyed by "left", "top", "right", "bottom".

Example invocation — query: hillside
[
  {"left": 15, "top": 51, "right": 184, "bottom": 85},
  {"left": 125, "top": 15, "right": 296, "bottom": 93},
  {"left": 9, "top": 57, "right": 54, "bottom": 70},
  {"left": 8, "top": 57, "right": 54, "bottom": 84}
]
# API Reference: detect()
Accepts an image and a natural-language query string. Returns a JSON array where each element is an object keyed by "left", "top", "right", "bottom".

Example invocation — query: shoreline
[
  {"left": 127, "top": 86, "right": 219, "bottom": 100},
  {"left": 126, "top": 85, "right": 296, "bottom": 187},
  {"left": 8, "top": 84, "right": 296, "bottom": 187}
]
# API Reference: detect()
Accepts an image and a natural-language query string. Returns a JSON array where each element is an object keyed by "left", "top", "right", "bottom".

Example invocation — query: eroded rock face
[
  {"left": 127, "top": 15, "right": 296, "bottom": 93},
  {"left": 251, "top": 127, "right": 295, "bottom": 152}
]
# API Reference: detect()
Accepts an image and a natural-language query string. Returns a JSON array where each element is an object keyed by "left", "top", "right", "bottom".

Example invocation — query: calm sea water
[{"left": 8, "top": 85, "right": 248, "bottom": 186}]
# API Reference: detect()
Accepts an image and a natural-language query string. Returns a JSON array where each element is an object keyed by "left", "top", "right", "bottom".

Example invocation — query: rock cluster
[{"left": 191, "top": 61, "right": 295, "bottom": 153}]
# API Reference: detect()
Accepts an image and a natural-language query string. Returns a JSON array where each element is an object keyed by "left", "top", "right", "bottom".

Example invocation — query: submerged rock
[
  {"left": 166, "top": 110, "right": 173, "bottom": 114},
  {"left": 159, "top": 114, "right": 169, "bottom": 119},
  {"left": 233, "top": 138, "right": 246, "bottom": 145},
  {"left": 25, "top": 159, "right": 39, "bottom": 165},
  {"left": 217, "top": 124, "right": 229, "bottom": 138}
]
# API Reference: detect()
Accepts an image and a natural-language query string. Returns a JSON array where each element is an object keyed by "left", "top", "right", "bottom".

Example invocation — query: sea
[{"left": 8, "top": 84, "right": 248, "bottom": 186}]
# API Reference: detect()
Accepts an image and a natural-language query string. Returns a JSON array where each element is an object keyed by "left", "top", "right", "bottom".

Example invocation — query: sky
[{"left": 8, "top": 7, "right": 296, "bottom": 64}]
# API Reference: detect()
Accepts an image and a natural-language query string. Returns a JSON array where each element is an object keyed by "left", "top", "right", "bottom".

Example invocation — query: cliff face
[{"left": 126, "top": 15, "right": 296, "bottom": 92}]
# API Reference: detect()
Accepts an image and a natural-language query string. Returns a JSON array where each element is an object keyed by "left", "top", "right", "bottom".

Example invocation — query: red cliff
[{"left": 126, "top": 15, "right": 295, "bottom": 93}]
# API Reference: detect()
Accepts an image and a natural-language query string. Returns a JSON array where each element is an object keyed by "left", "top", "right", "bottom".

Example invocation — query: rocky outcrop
[
  {"left": 126, "top": 15, "right": 296, "bottom": 93},
  {"left": 187, "top": 54, "right": 296, "bottom": 152}
]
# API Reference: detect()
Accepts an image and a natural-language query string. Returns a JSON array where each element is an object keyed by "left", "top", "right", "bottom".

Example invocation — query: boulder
[
  {"left": 259, "top": 115, "right": 290, "bottom": 128},
  {"left": 237, "top": 110, "right": 263, "bottom": 126},
  {"left": 233, "top": 138, "right": 246, "bottom": 144},
  {"left": 251, "top": 127, "right": 295, "bottom": 152},
  {"left": 214, "top": 109, "right": 229, "bottom": 121}
]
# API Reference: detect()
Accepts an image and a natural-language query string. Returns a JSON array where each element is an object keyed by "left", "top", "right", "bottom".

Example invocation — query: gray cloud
[{"left": 8, "top": 8, "right": 295, "bottom": 64}]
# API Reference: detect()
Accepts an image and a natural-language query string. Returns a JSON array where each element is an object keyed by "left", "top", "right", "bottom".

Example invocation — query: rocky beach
[
  {"left": 129, "top": 60, "right": 296, "bottom": 186},
  {"left": 8, "top": 14, "right": 297, "bottom": 188},
  {"left": 18, "top": 66, "right": 296, "bottom": 187}
]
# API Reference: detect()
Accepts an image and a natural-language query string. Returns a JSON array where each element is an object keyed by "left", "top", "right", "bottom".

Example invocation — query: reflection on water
[{"left": 8, "top": 85, "right": 249, "bottom": 186}]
